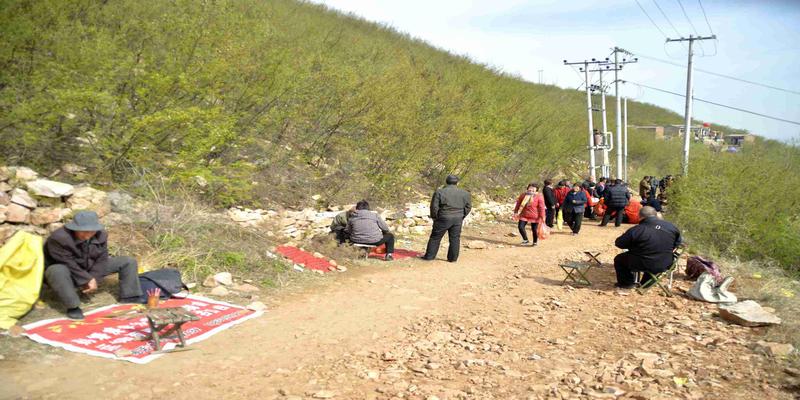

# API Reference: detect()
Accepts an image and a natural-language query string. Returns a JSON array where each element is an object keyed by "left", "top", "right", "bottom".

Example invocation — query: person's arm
[
  {"left": 429, "top": 191, "right": 440, "bottom": 219},
  {"left": 464, "top": 192, "right": 472, "bottom": 217},
  {"left": 537, "top": 196, "right": 546, "bottom": 221},
  {"left": 345, "top": 218, "right": 353, "bottom": 234},
  {"left": 45, "top": 239, "right": 93, "bottom": 286},
  {"left": 377, "top": 216, "right": 390, "bottom": 233},
  {"left": 615, "top": 228, "right": 634, "bottom": 249}
]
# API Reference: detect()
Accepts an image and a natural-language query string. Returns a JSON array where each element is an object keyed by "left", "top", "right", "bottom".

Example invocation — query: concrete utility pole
[
  {"left": 623, "top": 97, "right": 629, "bottom": 182},
  {"left": 564, "top": 58, "right": 610, "bottom": 180},
  {"left": 587, "top": 63, "right": 623, "bottom": 179},
  {"left": 667, "top": 34, "right": 716, "bottom": 175},
  {"left": 538, "top": 69, "right": 544, "bottom": 84},
  {"left": 612, "top": 47, "right": 637, "bottom": 180}
]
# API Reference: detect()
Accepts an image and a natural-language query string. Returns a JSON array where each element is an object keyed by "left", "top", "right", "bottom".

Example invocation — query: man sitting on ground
[
  {"left": 613, "top": 206, "right": 682, "bottom": 289},
  {"left": 330, "top": 206, "right": 355, "bottom": 245},
  {"left": 346, "top": 200, "right": 395, "bottom": 261},
  {"left": 44, "top": 211, "right": 143, "bottom": 320}
]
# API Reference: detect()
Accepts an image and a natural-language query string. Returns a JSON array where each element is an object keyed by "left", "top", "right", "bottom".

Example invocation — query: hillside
[{"left": 0, "top": 0, "right": 726, "bottom": 207}]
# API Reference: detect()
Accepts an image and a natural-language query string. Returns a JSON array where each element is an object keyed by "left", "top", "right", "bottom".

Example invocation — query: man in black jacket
[
  {"left": 542, "top": 179, "right": 556, "bottom": 228},
  {"left": 43, "top": 211, "right": 142, "bottom": 319},
  {"left": 613, "top": 206, "right": 682, "bottom": 288},
  {"left": 600, "top": 179, "right": 631, "bottom": 227},
  {"left": 422, "top": 175, "right": 472, "bottom": 262}
]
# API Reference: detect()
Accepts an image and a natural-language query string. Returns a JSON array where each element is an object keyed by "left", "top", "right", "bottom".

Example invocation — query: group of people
[{"left": 39, "top": 173, "right": 678, "bottom": 320}]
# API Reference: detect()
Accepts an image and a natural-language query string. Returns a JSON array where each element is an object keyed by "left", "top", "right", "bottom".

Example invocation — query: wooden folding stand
[{"left": 146, "top": 307, "right": 200, "bottom": 351}]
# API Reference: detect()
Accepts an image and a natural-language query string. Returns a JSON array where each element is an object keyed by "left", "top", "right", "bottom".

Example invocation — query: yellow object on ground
[{"left": 0, "top": 231, "right": 44, "bottom": 329}]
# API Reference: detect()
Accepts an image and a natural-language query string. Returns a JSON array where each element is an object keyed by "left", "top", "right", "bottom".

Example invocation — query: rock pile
[
  {"left": 226, "top": 200, "right": 513, "bottom": 240},
  {"left": 0, "top": 166, "right": 111, "bottom": 243}
]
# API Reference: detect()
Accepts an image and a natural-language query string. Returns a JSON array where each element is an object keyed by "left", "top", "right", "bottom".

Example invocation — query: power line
[
  {"left": 635, "top": 0, "right": 669, "bottom": 39},
  {"left": 652, "top": 0, "right": 683, "bottom": 38},
  {"left": 623, "top": 80, "right": 800, "bottom": 126},
  {"left": 697, "top": 0, "right": 715, "bottom": 35},
  {"left": 675, "top": 0, "right": 706, "bottom": 55},
  {"left": 630, "top": 52, "right": 800, "bottom": 96}
]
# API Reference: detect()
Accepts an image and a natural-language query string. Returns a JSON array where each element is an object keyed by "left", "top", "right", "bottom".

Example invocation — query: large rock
[
  {"left": 751, "top": 341, "right": 795, "bottom": 358},
  {"left": 214, "top": 272, "right": 233, "bottom": 286},
  {"left": 5, "top": 203, "right": 31, "bottom": 223},
  {"left": 107, "top": 191, "right": 134, "bottom": 213},
  {"left": 26, "top": 179, "right": 75, "bottom": 198},
  {"left": 0, "top": 182, "right": 11, "bottom": 192},
  {"left": 719, "top": 300, "right": 781, "bottom": 327},
  {"left": 0, "top": 192, "right": 8, "bottom": 206},
  {"left": 0, "top": 167, "right": 9, "bottom": 182},
  {"left": 30, "top": 207, "right": 68, "bottom": 226},
  {"left": 12, "top": 167, "right": 38, "bottom": 181},
  {"left": 66, "top": 186, "right": 111, "bottom": 217},
  {"left": 0, "top": 205, "right": 6, "bottom": 223},
  {"left": 10, "top": 189, "right": 36, "bottom": 209}
]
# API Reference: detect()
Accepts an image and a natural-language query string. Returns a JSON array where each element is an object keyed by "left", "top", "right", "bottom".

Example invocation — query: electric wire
[
  {"left": 697, "top": 0, "right": 715, "bottom": 35},
  {"left": 623, "top": 81, "right": 800, "bottom": 126},
  {"left": 634, "top": 0, "right": 669, "bottom": 39},
  {"left": 675, "top": 0, "right": 706, "bottom": 55}
]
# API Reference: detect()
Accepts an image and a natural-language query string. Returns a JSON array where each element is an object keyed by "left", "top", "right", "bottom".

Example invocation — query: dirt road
[{"left": 1, "top": 221, "right": 795, "bottom": 399}]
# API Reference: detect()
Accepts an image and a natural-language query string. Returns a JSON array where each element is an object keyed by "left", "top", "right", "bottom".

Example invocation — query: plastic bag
[
  {"left": 556, "top": 209, "right": 564, "bottom": 232},
  {"left": 537, "top": 223, "right": 550, "bottom": 240}
]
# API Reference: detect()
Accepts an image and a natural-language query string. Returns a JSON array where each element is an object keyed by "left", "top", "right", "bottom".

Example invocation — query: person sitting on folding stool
[{"left": 613, "top": 206, "right": 682, "bottom": 289}]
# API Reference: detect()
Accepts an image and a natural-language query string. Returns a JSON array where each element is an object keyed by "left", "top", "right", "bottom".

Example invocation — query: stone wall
[{"left": 0, "top": 166, "right": 112, "bottom": 243}]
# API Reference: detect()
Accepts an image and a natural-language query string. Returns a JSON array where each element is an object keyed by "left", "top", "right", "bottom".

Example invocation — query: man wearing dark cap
[
  {"left": 613, "top": 206, "right": 683, "bottom": 289},
  {"left": 421, "top": 175, "right": 472, "bottom": 262},
  {"left": 43, "top": 211, "right": 143, "bottom": 319}
]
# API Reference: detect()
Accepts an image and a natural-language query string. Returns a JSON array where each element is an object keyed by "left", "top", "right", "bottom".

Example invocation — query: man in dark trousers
[
  {"left": 43, "top": 211, "right": 142, "bottom": 320},
  {"left": 600, "top": 179, "right": 631, "bottom": 227},
  {"left": 542, "top": 179, "right": 557, "bottom": 228},
  {"left": 613, "top": 206, "right": 682, "bottom": 289},
  {"left": 421, "top": 175, "right": 472, "bottom": 262}
]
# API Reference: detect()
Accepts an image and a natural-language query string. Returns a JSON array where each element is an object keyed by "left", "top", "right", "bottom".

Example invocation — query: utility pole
[
  {"left": 564, "top": 58, "right": 610, "bottom": 180},
  {"left": 623, "top": 97, "right": 628, "bottom": 182},
  {"left": 612, "top": 47, "right": 637, "bottom": 180},
  {"left": 538, "top": 69, "right": 544, "bottom": 84},
  {"left": 587, "top": 63, "right": 622, "bottom": 179},
  {"left": 667, "top": 34, "right": 716, "bottom": 175}
]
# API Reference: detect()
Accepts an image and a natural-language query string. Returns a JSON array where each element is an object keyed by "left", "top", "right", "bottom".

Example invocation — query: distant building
[{"left": 631, "top": 124, "right": 755, "bottom": 152}]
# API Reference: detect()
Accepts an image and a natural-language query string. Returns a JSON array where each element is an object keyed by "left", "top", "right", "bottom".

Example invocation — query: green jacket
[
  {"left": 430, "top": 184, "right": 472, "bottom": 220},
  {"left": 329, "top": 211, "right": 349, "bottom": 232}
]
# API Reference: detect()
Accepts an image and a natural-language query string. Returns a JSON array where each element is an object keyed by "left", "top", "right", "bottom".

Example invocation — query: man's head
[
  {"left": 544, "top": 179, "right": 552, "bottom": 187},
  {"left": 615, "top": 179, "right": 623, "bottom": 185},
  {"left": 445, "top": 175, "right": 459, "bottom": 185},
  {"left": 599, "top": 177, "right": 607, "bottom": 183},
  {"left": 65, "top": 211, "right": 104, "bottom": 241},
  {"left": 639, "top": 206, "right": 658, "bottom": 219},
  {"left": 587, "top": 176, "right": 595, "bottom": 183},
  {"left": 644, "top": 176, "right": 651, "bottom": 182},
  {"left": 355, "top": 200, "right": 370, "bottom": 210},
  {"left": 572, "top": 183, "right": 582, "bottom": 192}
]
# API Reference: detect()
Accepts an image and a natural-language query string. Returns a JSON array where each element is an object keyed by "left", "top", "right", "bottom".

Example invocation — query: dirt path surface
[{"left": 1, "top": 222, "right": 796, "bottom": 400}]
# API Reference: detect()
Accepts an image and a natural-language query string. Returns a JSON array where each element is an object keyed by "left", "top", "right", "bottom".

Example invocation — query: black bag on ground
[{"left": 134, "top": 268, "right": 189, "bottom": 303}]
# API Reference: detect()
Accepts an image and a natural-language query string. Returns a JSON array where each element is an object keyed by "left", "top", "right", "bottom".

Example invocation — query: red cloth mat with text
[
  {"left": 22, "top": 295, "right": 262, "bottom": 364},
  {"left": 275, "top": 245, "right": 335, "bottom": 272},
  {"left": 368, "top": 247, "right": 422, "bottom": 260}
]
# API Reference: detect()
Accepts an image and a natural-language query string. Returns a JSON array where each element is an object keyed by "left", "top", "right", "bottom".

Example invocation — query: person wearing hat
[
  {"left": 421, "top": 174, "right": 472, "bottom": 262},
  {"left": 43, "top": 211, "right": 143, "bottom": 319}
]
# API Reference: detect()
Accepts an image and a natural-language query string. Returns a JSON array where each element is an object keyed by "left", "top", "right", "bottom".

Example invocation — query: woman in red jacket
[{"left": 513, "top": 183, "right": 546, "bottom": 246}]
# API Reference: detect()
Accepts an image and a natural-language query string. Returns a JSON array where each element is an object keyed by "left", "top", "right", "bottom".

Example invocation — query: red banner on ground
[{"left": 23, "top": 295, "right": 262, "bottom": 364}]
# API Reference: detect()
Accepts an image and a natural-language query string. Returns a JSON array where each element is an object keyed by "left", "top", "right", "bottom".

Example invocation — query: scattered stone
[
  {"left": 0, "top": 192, "right": 9, "bottom": 206},
  {"left": 233, "top": 283, "right": 259, "bottom": 293},
  {"left": 466, "top": 240, "right": 488, "bottom": 250},
  {"left": 336, "top": 265, "right": 347, "bottom": 272},
  {"left": 13, "top": 167, "right": 38, "bottom": 181},
  {"left": 202, "top": 276, "right": 218, "bottom": 288},
  {"left": 193, "top": 175, "right": 208, "bottom": 188},
  {"left": 5, "top": 204, "right": 31, "bottom": 223},
  {"left": 185, "top": 283, "right": 197, "bottom": 289},
  {"left": 246, "top": 301, "right": 267, "bottom": 311},
  {"left": 0, "top": 205, "right": 5, "bottom": 224},
  {"left": 313, "top": 252, "right": 324, "bottom": 258},
  {"left": 61, "top": 163, "right": 86, "bottom": 175},
  {"left": 719, "top": 300, "right": 781, "bottom": 327},
  {"left": 25, "top": 179, "right": 74, "bottom": 198},
  {"left": 210, "top": 286, "right": 230, "bottom": 296},
  {"left": 311, "top": 390, "right": 336, "bottom": 399},
  {"left": 751, "top": 341, "right": 795, "bottom": 358},
  {"left": 9, "top": 189, "right": 36, "bottom": 209},
  {"left": 213, "top": 272, "right": 233, "bottom": 286}
]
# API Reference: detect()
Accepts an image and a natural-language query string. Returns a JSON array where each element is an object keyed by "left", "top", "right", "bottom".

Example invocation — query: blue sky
[{"left": 310, "top": 0, "right": 800, "bottom": 141}]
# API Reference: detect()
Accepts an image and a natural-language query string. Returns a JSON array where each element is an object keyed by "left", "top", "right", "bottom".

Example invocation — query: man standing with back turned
[{"left": 421, "top": 175, "right": 472, "bottom": 262}]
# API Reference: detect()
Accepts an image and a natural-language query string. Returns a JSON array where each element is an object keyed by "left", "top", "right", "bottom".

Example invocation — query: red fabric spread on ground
[
  {"left": 22, "top": 295, "right": 261, "bottom": 364},
  {"left": 369, "top": 248, "right": 423, "bottom": 260},
  {"left": 275, "top": 245, "right": 335, "bottom": 272}
]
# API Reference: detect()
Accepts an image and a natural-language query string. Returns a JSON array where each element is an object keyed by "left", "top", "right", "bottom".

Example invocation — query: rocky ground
[{"left": 2, "top": 220, "right": 798, "bottom": 400}]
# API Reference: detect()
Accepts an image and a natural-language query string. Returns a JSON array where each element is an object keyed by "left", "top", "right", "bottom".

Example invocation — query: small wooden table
[{"left": 146, "top": 307, "right": 199, "bottom": 351}]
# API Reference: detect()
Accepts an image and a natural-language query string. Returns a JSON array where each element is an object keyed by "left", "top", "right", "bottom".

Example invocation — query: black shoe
[
  {"left": 384, "top": 254, "right": 394, "bottom": 261},
  {"left": 532, "top": 242, "right": 538, "bottom": 247},
  {"left": 66, "top": 307, "right": 85, "bottom": 320},
  {"left": 419, "top": 256, "right": 434, "bottom": 261}
]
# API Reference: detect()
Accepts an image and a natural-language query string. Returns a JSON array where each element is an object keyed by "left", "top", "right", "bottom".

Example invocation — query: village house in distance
[{"left": 632, "top": 123, "right": 756, "bottom": 153}]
